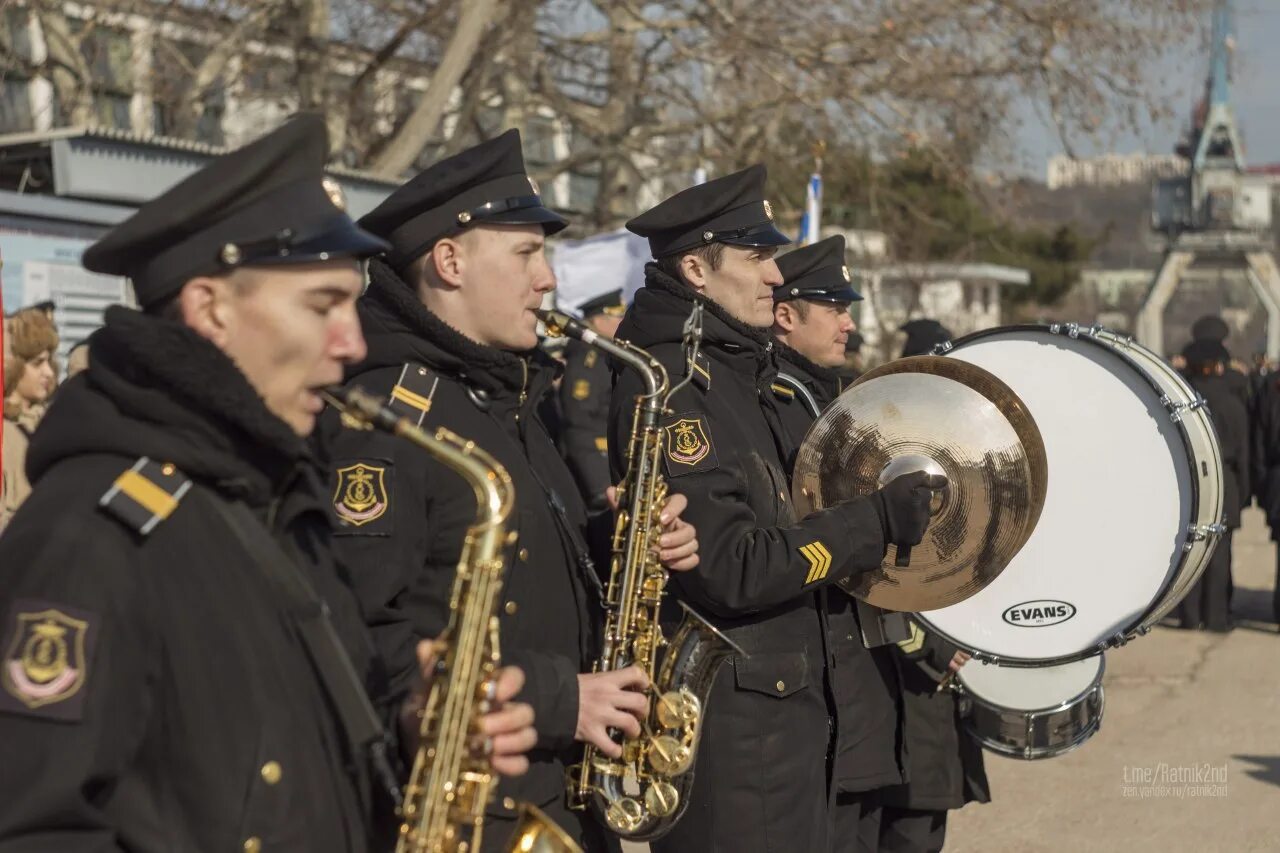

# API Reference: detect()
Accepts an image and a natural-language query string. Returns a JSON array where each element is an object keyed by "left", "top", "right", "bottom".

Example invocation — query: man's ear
[
  {"left": 177, "top": 276, "right": 234, "bottom": 346},
  {"left": 680, "top": 253, "right": 708, "bottom": 291},
  {"left": 773, "top": 301, "right": 797, "bottom": 333},
  {"left": 429, "top": 237, "right": 466, "bottom": 290}
]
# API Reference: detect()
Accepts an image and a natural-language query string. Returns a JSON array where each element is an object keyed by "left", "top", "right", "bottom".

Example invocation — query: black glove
[{"left": 874, "top": 471, "right": 948, "bottom": 561}]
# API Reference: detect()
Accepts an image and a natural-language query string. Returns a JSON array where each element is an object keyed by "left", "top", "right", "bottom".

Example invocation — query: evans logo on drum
[{"left": 1002, "top": 600, "right": 1076, "bottom": 627}]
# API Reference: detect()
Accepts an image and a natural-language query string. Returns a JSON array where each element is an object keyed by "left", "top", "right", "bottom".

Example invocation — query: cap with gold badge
[
  {"left": 81, "top": 113, "right": 389, "bottom": 309},
  {"left": 773, "top": 235, "right": 861, "bottom": 305},
  {"left": 625, "top": 164, "right": 791, "bottom": 258}
]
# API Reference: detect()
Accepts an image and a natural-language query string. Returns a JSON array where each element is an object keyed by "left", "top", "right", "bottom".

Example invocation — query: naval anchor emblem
[
  {"left": 3, "top": 607, "right": 90, "bottom": 711},
  {"left": 333, "top": 462, "right": 389, "bottom": 526},
  {"left": 665, "top": 417, "right": 711, "bottom": 466}
]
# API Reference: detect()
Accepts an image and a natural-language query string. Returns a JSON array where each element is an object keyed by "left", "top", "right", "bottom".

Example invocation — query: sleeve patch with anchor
[
  {"left": 800, "top": 541, "right": 833, "bottom": 584},
  {"left": 661, "top": 413, "right": 718, "bottom": 476},
  {"left": 1, "top": 600, "right": 98, "bottom": 721},
  {"left": 331, "top": 460, "right": 394, "bottom": 535}
]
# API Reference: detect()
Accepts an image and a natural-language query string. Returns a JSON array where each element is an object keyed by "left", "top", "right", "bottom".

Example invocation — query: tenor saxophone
[
  {"left": 324, "top": 386, "right": 579, "bottom": 853},
  {"left": 537, "top": 308, "right": 741, "bottom": 842}
]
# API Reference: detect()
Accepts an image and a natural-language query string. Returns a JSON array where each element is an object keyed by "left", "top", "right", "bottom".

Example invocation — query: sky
[{"left": 1012, "top": 3, "right": 1280, "bottom": 180}]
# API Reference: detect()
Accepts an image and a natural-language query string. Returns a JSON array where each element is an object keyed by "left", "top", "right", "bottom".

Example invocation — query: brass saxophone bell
[{"left": 505, "top": 802, "right": 582, "bottom": 853}]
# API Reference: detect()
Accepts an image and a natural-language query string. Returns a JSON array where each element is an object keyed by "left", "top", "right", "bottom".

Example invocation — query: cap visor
[
  {"left": 252, "top": 218, "right": 391, "bottom": 265},
  {"left": 722, "top": 223, "right": 792, "bottom": 248},
  {"left": 482, "top": 205, "right": 570, "bottom": 236}
]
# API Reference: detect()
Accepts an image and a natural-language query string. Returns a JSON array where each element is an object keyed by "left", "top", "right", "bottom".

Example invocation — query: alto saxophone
[
  {"left": 537, "top": 307, "right": 741, "bottom": 842},
  {"left": 324, "top": 386, "right": 579, "bottom": 853}
]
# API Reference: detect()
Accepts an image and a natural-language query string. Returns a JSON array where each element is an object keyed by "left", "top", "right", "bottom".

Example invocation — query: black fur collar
[{"left": 642, "top": 263, "right": 773, "bottom": 348}]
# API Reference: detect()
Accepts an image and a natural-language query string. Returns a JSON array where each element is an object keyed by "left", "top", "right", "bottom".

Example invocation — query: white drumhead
[
  {"left": 958, "top": 655, "right": 1102, "bottom": 712},
  {"left": 920, "top": 329, "right": 1193, "bottom": 661}
]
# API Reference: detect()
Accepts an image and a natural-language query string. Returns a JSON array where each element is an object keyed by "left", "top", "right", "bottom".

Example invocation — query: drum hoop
[
  {"left": 926, "top": 323, "right": 1219, "bottom": 662},
  {"left": 958, "top": 654, "right": 1105, "bottom": 715}
]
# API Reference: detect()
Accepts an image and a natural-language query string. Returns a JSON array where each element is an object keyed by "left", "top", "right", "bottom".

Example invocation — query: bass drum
[
  {"left": 956, "top": 654, "right": 1104, "bottom": 760},
  {"left": 919, "top": 324, "right": 1224, "bottom": 665}
]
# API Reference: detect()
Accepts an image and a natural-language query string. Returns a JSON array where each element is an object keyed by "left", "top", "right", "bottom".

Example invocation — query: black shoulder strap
[
  {"left": 98, "top": 456, "right": 193, "bottom": 536},
  {"left": 204, "top": 495, "right": 400, "bottom": 805},
  {"left": 774, "top": 371, "right": 823, "bottom": 420}
]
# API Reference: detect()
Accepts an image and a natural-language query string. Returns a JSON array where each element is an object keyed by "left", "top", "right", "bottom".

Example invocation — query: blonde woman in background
[{"left": 2, "top": 307, "right": 58, "bottom": 528}]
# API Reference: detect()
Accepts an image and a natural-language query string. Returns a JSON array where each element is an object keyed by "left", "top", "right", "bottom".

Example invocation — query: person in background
[
  {"left": 1, "top": 306, "right": 58, "bottom": 529},
  {"left": 559, "top": 288, "right": 626, "bottom": 511},
  {"left": 899, "top": 319, "right": 951, "bottom": 359},
  {"left": 64, "top": 340, "right": 90, "bottom": 380},
  {"left": 838, "top": 330, "right": 866, "bottom": 385},
  {"left": 1191, "top": 314, "right": 1250, "bottom": 414},
  {"left": 1178, "top": 340, "right": 1248, "bottom": 632}
]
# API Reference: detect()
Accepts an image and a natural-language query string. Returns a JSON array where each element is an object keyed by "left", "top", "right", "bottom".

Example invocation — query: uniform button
[
  {"left": 778, "top": 490, "right": 787, "bottom": 501},
  {"left": 775, "top": 680, "right": 786, "bottom": 693},
  {"left": 503, "top": 796, "right": 516, "bottom": 810},
  {"left": 260, "top": 761, "right": 282, "bottom": 785},
  {"left": 518, "top": 548, "right": 529, "bottom": 562},
  {"left": 504, "top": 601, "right": 518, "bottom": 615},
  {"left": 243, "top": 837, "right": 262, "bottom": 853},
  {"left": 846, "top": 634, "right": 855, "bottom": 642}
]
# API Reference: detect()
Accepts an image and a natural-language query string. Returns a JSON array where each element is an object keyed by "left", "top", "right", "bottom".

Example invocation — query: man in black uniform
[
  {"left": 312, "top": 129, "right": 700, "bottom": 852},
  {"left": 0, "top": 115, "right": 535, "bottom": 851},
  {"left": 559, "top": 289, "right": 626, "bottom": 511},
  {"left": 611, "top": 165, "right": 944, "bottom": 853},
  {"left": 1179, "top": 339, "right": 1249, "bottom": 632},
  {"left": 770, "top": 235, "right": 908, "bottom": 851}
]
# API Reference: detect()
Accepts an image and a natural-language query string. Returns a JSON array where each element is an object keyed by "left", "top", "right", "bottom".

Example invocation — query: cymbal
[{"left": 792, "top": 355, "right": 1048, "bottom": 612}]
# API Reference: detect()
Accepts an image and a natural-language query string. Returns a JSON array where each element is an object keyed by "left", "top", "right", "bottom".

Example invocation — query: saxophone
[
  {"left": 324, "top": 386, "right": 579, "bottom": 853},
  {"left": 537, "top": 307, "right": 741, "bottom": 842}
]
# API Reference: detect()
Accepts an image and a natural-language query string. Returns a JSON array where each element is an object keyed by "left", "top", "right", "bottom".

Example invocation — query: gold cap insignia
[
  {"left": 665, "top": 417, "right": 712, "bottom": 466},
  {"left": 763, "top": 200, "right": 774, "bottom": 220},
  {"left": 322, "top": 177, "right": 347, "bottom": 212},
  {"left": 842, "top": 265, "right": 852, "bottom": 282},
  {"left": 333, "top": 463, "right": 389, "bottom": 527},
  {"left": 220, "top": 243, "right": 242, "bottom": 265},
  {"left": 2, "top": 606, "right": 91, "bottom": 712}
]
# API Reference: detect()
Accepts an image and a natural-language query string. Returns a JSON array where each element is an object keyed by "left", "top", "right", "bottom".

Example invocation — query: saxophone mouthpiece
[{"left": 536, "top": 308, "right": 599, "bottom": 344}]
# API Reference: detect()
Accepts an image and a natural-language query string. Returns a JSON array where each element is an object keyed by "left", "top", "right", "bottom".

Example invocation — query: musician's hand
[
  {"left": 948, "top": 650, "right": 972, "bottom": 674},
  {"left": 482, "top": 666, "right": 537, "bottom": 777},
  {"left": 876, "top": 472, "right": 947, "bottom": 548},
  {"left": 576, "top": 666, "right": 650, "bottom": 758},
  {"left": 658, "top": 492, "right": 699, "bottom": 571},
  {"left": 400, "top": 639, "right": 537, "bottom": 777}
]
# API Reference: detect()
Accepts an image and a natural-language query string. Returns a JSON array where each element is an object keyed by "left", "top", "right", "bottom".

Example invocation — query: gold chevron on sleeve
[
  {"left": 897, "top": 620, "right": 926, "bottom": 654},
  {"left": 800, "top": 541, "right": 833, "bottom": 585}
]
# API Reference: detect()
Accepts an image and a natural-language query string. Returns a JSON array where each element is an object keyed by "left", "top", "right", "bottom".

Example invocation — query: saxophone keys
[
  {"left": 605, "top": 797, "right": 646, "bottom": 834},
  {"left": 654, "top": 688, "right": 699, "bottom": 729},
  {"left": 646, "top": 734, "right": 692, "bottom": 776},
  {"left": 644, "top": 780, "right": 680, "bottom": 817}
]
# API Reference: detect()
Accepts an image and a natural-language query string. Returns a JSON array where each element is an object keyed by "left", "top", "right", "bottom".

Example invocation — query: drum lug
[
  {"left": 1187, "top": 522, "right": 1227, "bottom": 546},
  {"left": 1104, "top": 633, "right": 1128, "bottom": 650},
  {"left": 931, "top": 340, "right": 954, "bottom": 355},
  {"left": 1048, "top": 322, "right": 1103, "bottom": 340},
  {"left": 1162, "top": 394, "right": 1207, "bottom": 424}
]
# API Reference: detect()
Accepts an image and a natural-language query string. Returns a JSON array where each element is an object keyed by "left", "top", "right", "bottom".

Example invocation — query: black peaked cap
[
  {"left": 626, "top": 164, "right": 791, "bottom": 258},
  {"left": 579, "top": 288, "right": 625, "bottom": 318},
  {"left": 359, "top": 129, "right": 568, "bottom": 269},
  {"left": 900, "top": 319, "right": 953, "bottom": 357},
  {"left": 82, "top": 113, "right": 389, "bottom": 308},
  {"left": 773, "top": 235, "right": 861, "bottom": 304},
  {"left": 1182, "top": 338, "right": 1230, "bottom": 368},
  {"left": 1191, "top": 315, "right": 1230, "bottom": 344}
]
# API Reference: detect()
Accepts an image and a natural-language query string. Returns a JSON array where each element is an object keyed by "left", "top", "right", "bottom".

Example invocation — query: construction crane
[{"left": 1138, "top": 0, "right": 1280, "bottom": 358}]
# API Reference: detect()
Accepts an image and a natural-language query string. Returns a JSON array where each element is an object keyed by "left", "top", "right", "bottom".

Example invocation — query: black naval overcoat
[
  {"left": 772, "top": 344, "right": 907, "bottom": 796},
  {"left": 877, "top": 621, "right": 990, "bottom": 813},
  {"left": 0, "top": 308, "right": 389, "bottom": 852},
  {"left": 313, "top": 260, "right": 613, "bottom": 853},
  {"left": 607, "top": 268, "right": 890, "bottom": 853},
  {"left": 558, "top": 337, "right": 613, "bottom": 511}
]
